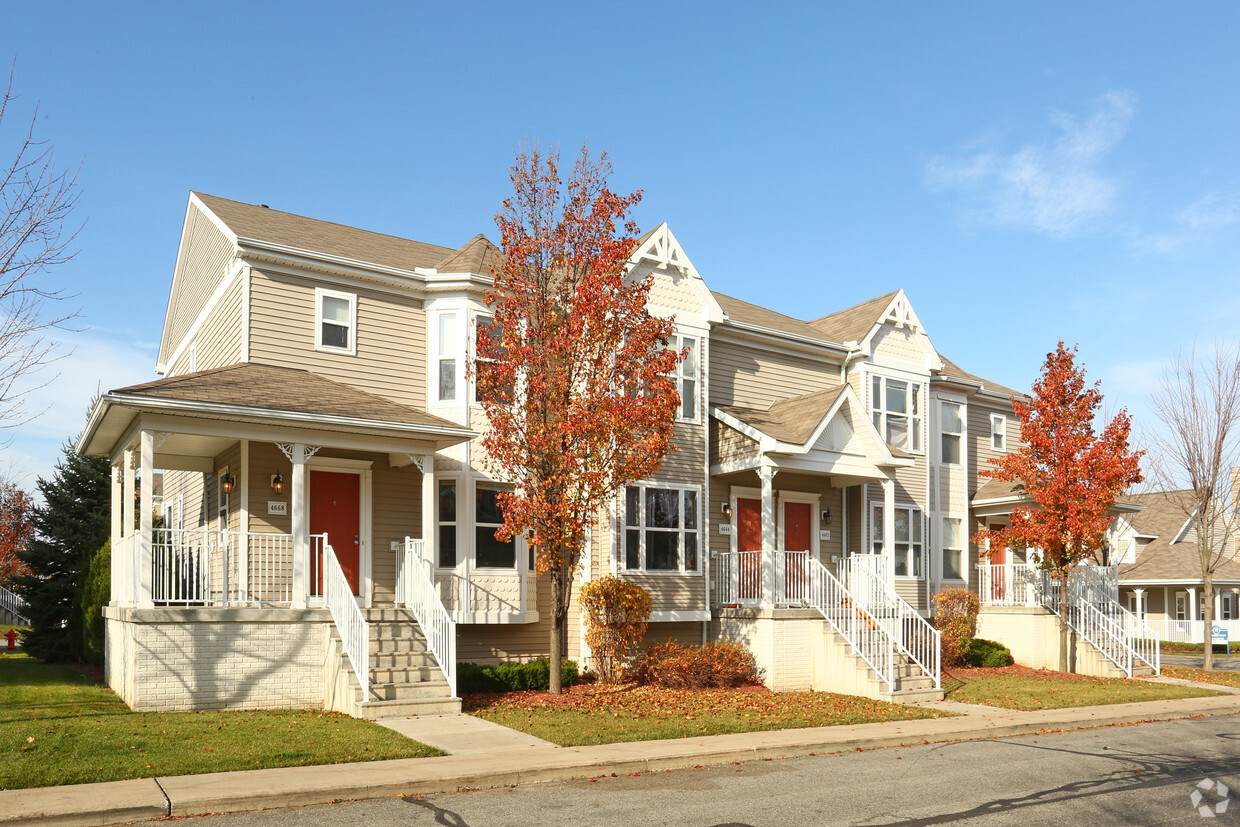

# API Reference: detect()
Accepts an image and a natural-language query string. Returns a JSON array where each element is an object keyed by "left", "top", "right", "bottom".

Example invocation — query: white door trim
[{"left": 306, "top": 461, "right": 374, "bottom": 607}]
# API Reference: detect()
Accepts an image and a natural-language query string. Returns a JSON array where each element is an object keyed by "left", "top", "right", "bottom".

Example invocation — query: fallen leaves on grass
[
  {"left": 1162, "top": 666, "right": 1240, "bottom": 689},
  {"left": 943, "top": 665, "right": 1221, "bottom": 710}
]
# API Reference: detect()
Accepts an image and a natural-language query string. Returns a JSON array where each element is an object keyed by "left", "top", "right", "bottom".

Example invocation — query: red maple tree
[
  {"left": 0, "top": 478, "right": 34, "bottom": 587},
  {"left": 474, "top": 146, "right": 681, "bottom": 693},
  {"left": 973, "top": 342, "right": 1143, "bottom": 672}
]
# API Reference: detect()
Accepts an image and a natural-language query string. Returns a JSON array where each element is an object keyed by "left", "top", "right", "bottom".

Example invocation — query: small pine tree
[
  {"left": 14, "top": 437, "right": 110, "bottom": 662},
  {"left": 79, "top": 539, "right": 111, "bottom": 665}
]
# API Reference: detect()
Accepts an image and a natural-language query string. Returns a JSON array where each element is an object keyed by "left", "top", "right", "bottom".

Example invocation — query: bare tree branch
[
  {"left": 0, "top": 62, "right": 82, "bottom": 429},
  {"left": 1146, "top": 342, "right": 1240, "bottom": 670}
]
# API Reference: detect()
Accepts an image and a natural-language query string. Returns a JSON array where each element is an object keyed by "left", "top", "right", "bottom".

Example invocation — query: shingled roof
[
  {"left": 194, "top": 193, "right": 456, "bottom": 272},
  {"left": 809, "top": 290, "right": 900, "bottom": 344},
  {"left": 436, "top": 234, "right": 504, "bottom": 275},
  {"left": 716, "top": 385, "right": 849, "bottom": 445},
  {"left": 937, "top": 353, "right": 1025, "bottom": 399},
  {"left": 1120, "top": 490, "right": 1240, "bottom": 582},
  {"left": 112, "top": 362, "right": 467, "bottom": 431},
  {"left": 713, "top": 293, "right": 839, "bottom": 344}
]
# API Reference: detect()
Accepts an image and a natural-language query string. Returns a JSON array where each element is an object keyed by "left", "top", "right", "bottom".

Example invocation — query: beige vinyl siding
[
  {"left": 159, "top": 469, "right": 207, "bottom": 530},
  {"left": 967, "top": 401, "right": 1014, "bottom": 497},
  {"left": 625, "top": 574, "right": 704, "bottom": 613},
  {"left": 642, "top": 622, "right": 704, "bottom": 646},
  {"left": 656, "top": 420, "right": 706, "bottom": 485},
  {"left": 870, "top": 323, "right": 928, "bottom": 364},
  {"left": 163, "top": 205, "right": 235, "bottom": 359},
  {"left": 710, "top": 420, "right": 758, "bottom": 467},
  {"left": 710, "top": 339, "right": 836, "bottom": 409},
  {"left": 168, "top": 275, "right": 244, "bottom": 376},
  {"left": 369, "top": 461, "right": 422, "bottom": 602},
  {"left": 248, "top": 269, "right": 426, "bottom": 407}
]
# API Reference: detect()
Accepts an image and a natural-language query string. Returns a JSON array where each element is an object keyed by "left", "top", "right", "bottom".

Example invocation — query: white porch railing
[
  {"left": 0, "top": 584, "right": 29, "bottom": 625},
  {"left": 398, "top": 537, "right": 457, "bottom": 697},
  {"left": 323, "top": 542, "right": 369, "bottom": 698},
  {"left": 142, "top": 528, "right": 326, "bottom": 607},
  {"left": 979, "top": 562, "right": 1158, "bottom": 677},
  {"left": 715, "top": 550, "right": 940, "bottom": 691},
  {"left": 1144, "top": 618, "right": 1240, "bottom": 645},
  {"left": 839, "top": 555, "right": 941, "bottom": 689}
]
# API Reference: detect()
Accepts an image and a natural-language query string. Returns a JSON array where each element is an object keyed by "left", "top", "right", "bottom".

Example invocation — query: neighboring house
[
  {"left": 78, "top": 193, "right": 1026, "bottom": 713},
  {"left": 1110, "top": 490, "right": 1240, "bottom": 642}
]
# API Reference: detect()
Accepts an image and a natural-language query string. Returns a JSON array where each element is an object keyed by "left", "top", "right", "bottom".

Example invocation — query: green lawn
[
  {"left": 1159, "top": 641, "right": 1240, "bottom": 657},
  {"left": 1163, "top": 665, "right": 1240, "bottom": 688},
  {"left": 0, "top": 653, "right": 442, "bottom": 790},
  {"left": 943, "top": 666, "right": 1222, "bottom": 710},
  {"left": 465, "top": 685, "right": 953, "bottom": 746}
]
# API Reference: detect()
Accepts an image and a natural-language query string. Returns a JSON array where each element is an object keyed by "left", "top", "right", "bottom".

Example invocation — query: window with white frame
[
  {"left": 624, "top": 483, "right": 700, "bottom": 572},
  {"left": 872, "top": 503, "right": 923, "bottom": 576},
  {"left": 475, "top": 481, "right": 515, "bottom": 568},
  {"left": 990, "top": 413, "right": 1007, "bottom": 452},
  {"left": 436, "top": 312, "right": 459, "bottom": 402},
  {"left": 941, "top": 516, "right": 963, "bottom": 580},
  {"left": 871, "top": 375, "right": 923, "bottom": 452},
  {"left": 1224, "top": 593, "right": 1235, "bottom": 620},
  {"left": 473, "top": 316, "right": 512, "bottom": 404},
  {"left": 315, "top": 288, "right": 356, "bottom": 354},
  {"left": 437, "top": 479, "right": 457, "bottom": 567},
  {"left": 1176, "top": 594, "right": 1187, "bottom": 621},
  {"left": 216, "top": 468, "right": 229, "bottom": 531},
  {"left": 673, "top": 334, "right": 699, "bottom": 421},
  {"left": 941, "top": 400, "right": 963, "bottom": 465}
]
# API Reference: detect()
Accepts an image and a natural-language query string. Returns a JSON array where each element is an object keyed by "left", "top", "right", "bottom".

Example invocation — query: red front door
[
  {"left": 783, "top": 502, "right": 812, "bottom": 601},
  {"left": 737, "top": 498, "right": 761, "bottom": 600},
  {"left": 310, "top": 471, "right": 361, "bottom": 595}
]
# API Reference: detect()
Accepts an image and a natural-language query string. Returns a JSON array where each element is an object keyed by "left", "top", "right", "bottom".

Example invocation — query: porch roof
[
  {"left": 1119, "top": 490, "right": 1240, "bottom": 583},
  {"left": 77, "top": 362, "right": 476, "bottom": 458},
  {"left": 972, "top": 477, "right": 1145, "bottom": 517},
  {"left": 710, "top": 384, "right": 910, "bottom": 484}
]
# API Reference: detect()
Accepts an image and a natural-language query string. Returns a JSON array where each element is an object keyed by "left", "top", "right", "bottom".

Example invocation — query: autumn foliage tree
[
  {"left": 973, "top": 342, "right": 1143, "bottom": 672},
  {"left": 475, "top": 146, "right": 681, "bottom": 693},
  {"left": 0, "top": 476, "right": 33, "bottom": 586},
  {"left": 579, "top": 575, "right": 652, "bottom": 684}
]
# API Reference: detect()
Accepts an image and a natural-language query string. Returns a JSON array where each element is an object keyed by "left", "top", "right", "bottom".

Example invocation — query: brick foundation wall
[{"left": 103, "top": 607, "right": 331, "bottom": 712}]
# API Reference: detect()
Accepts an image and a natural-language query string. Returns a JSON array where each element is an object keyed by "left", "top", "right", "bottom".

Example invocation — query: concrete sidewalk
[{"left": 3, "top": 689, "right": 1239, "bottom": 827}]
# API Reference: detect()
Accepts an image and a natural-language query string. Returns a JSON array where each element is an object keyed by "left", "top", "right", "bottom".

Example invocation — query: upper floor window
[
  {"left": 673, "top": 334, "right": 699, "bottom": 422},
  {"left": 872, "top": 503, "right": 923, "bottom": 577},
  {"left": 474, "top": 317, "right": 512, "bottom": 404},
  {"left": 941, "top": 517, "right": 963, "bottom": 580},
  {"left": 990, "top": 413, "right": 1007, "bottom": 452},
  {"left": 941, "top": 400, "right": 963, "bottom": 465},
  {"left": 436, "top": 312, "right": 458, "bottom": 402},
  {"left": 315, "top": 288, "right": 356, "bottom": 355},
  {"left": 871, "top": 375, "right": 923, "bottom": 452},
  {"left": 624, "top": 483, "right": 700, "bottom": 573}
]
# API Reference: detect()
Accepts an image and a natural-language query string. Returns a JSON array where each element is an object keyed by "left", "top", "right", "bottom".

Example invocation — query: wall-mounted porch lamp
[
  {"left": 271, "top": 473, "right": 285, "bottom": 495},
  {"left": 220, "top": 473, "right": 235, "bottom": 495},
  {"left": 821, "top": 509, "right": 832, "bottom": 525},
  {"left": 721, "top": 502, "right": 733, "bottom": 520}
]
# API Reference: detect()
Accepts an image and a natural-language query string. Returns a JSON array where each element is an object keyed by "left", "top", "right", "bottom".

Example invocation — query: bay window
[
  {"left": 871, "top": 375, "right": 923, "bottom": 452},
  {"left": 475, "top": 481, "right": 515, "bottom": 568},
  {"left": 872, "top": 503, "right": 923, "bottom": 577},
  {"left": 673, "top": 334, "right": 699, "bottom": 421}
]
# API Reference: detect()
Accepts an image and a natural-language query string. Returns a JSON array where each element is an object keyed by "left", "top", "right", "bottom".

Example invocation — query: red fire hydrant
[{"left": 5, "top": 629, "right": 17, "bottom": 650}]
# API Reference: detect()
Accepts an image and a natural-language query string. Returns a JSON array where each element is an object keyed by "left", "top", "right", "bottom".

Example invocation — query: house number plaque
[{"left": 268, "top": 501, "right": 287, "bottom": 516}]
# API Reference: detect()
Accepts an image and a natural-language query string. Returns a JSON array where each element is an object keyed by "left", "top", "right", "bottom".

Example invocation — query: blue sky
[{"left": 3, "top": 2, "right": 1239, "bottom": 488}]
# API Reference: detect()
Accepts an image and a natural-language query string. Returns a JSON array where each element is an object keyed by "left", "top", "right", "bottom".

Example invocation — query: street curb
[{"left": 2, "top": 695, "right": 1238, "bottom": 825}]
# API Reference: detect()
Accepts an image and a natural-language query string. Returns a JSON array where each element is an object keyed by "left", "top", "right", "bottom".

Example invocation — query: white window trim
[
  {"left": 474, "top": 478, "right": 523, "bottom": 571},
  {"left": 940, "top": 514, "right": 966, "bottom": 583},
  {"left": 622, "top": 480, "right": 703, "bottom": 575},
  {"left": 673, "top": 333, "right": 700, "bottom": 423},
  {"left": 435, "top": 472, "right": 529, "bottom": 573},
  {"left": 431, "top": 309, "right": 462, "bottom": 404},
  {"left": 870, "top": 500, "right": 925, "bottom": 579},
  {"left": 314, "top": 287, "right": 358, "bottom": 356},
  {"left": 990, "top": 413, "right": 1008, "bottom": 453},
  {"left": 435, "top": 475, "right": 461, "bottom": 570},
  {"left": 868, "top": 369, "right": 926, "bottom": 455},
  {"left": 939, "top": 397, "right": 965, "bottom": 466}
]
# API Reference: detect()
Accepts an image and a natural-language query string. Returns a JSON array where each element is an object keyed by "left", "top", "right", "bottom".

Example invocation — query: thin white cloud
[
  {"left": 1137, "top": 187, "right": 1240, "bottom": 254},
  {"left": 925, "top": 91, "right": 1137, "bottom": 238}
]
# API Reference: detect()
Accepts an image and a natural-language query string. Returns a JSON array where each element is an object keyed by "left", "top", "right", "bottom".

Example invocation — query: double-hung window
[
  {"left": 475, "top": 481, "right": 515, "bottom": 568},
  {"left": 941, "top": 401, "right": 963, "bottom": 465},
  {"left": 624, "top": 483, "right": 700, "bottom": 572},
  {"left": 871, "top": 375, "right": 923, "bottom": 452},
  {"left": 315, "top": 288, "right": 356, "bottom": 355},
  {"left": 474, "top": 317, "right": 512, "bottom": 403},
  {"left": 437, "top": 480, "right": 457, "bottom": 567},
  {"left": 436, "top": 312, "right": 458, "bottom": 402},
  {"left": 941, "top": 517, "right": 963, "bottom": 580},
  {"left": 673, "top": 334, "right": 699, "bottom": 421},
  {"left": 990, "top": 413, "right": 1007, "bottom": 452},
  {"left": 872, "top": 503, "right": 923, "bottom": 577}
]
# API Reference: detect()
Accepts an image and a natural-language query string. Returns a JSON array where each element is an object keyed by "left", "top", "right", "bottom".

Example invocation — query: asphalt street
[{"left": 175, "top": 715, "right": 1240, "bottom": 826}]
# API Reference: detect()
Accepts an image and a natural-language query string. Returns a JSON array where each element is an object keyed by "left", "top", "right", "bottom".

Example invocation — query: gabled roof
[
  {"left": 194, "top": 192, "right": 455, "bottom": 272},
  {"left": 712, "top": 293, "right": 840, "bottom": 344},
  {"left": 809, "top": 290, "right": 900, "bottom": 344},
  {"left": 435, "top": 234, "right": 504, "bottom": 275},
  {"left": 1120, "top": 491, "right": 1240, "bottom": 581},
  {"left": 716, "top": 385, "right": 849, "bottom": 445}
]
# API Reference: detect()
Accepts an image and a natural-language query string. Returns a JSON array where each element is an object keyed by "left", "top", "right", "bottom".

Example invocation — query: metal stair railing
[
  {"left": 839, "top": 556, "right": 941, "bottom": 689},
  {"left": 806, "top": 558, "right": 898, "bottom": 693},
  {"left": 0, "top": 584, "right": 29, "bottom": 626},
  {"left": 322, "top": 542, "right": 369, "bottom": 699},
  {"left": 397, "top": 537, "right": 457, "bottom": 697},
  {"left": 1039, "top": 566, "right": 1160, "bottom": 678}
]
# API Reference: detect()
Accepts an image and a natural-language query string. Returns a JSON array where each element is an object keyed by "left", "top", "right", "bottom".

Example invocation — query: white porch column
[
  {"left": 759, "top": 462, "right": 778, "bottom": 607},
  {"left": 1134, "top": 587, "right": 1145, "bottom": 620},
  {"left": 238, "top": 439, "right": 250, "bottom": 601},
  {"left": 290, "top": 442, "right": 308, "bottom": 609},
  {"left": 1215, "top": 590, "right": 1224, "bottom": 624},
  {"left": 1188, "top": 587, "right": 1199, "bottom": 641},
  {"left": 122, "top": 449, "right": 135, "bottom": 607},
  {"left": 110, "top": 462, "right": 122, "bottom": 606},
  {"left": 420, "top": 454, "right": 436, "bottom": 568},
  {"left": 881, "top": 474, "right": 896, "bottom": 592},
  {"left": 138, "top": 430, "right": 154, "bottom": 609}
]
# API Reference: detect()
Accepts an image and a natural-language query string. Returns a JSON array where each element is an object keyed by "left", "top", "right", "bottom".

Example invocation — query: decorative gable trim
[
  {"left": 628, "top": 222, "right": 724, "bottom": 323},
  {"left": 859, "top": 289, "right": 945, "bottom": 371}
]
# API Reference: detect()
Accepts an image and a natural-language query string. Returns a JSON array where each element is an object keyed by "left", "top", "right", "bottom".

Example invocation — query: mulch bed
[{"left": 462, "top": 682, "right": 771, "bottom": 712}]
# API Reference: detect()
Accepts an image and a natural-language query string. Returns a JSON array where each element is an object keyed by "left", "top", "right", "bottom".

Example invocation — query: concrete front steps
[
  {"left": 813, "top": 620, "right": 944, "bottom": 704},
  {"left": 325, "top": 607, "right": 460, "bottom": 719}
]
